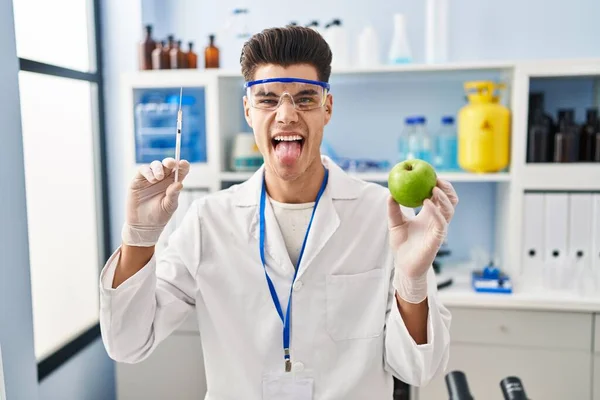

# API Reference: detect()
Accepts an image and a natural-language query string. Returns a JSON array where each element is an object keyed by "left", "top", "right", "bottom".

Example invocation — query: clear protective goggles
[{"left": 244, "top": 77, "right": 330, "bottom": 111}]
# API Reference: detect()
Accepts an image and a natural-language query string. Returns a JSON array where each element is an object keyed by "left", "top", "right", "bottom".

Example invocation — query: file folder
[
  {"left": 543, "top": 193, "right": 569, "bottom": 290},
  {"left": 567, "top": 193, "right": 594, "bottom": 293},
  {"left": 592, "top": 194, "right": 600, "bottom": 291},
  {"left": 521, "top": 193, "right": 545, "bottom": 289}
]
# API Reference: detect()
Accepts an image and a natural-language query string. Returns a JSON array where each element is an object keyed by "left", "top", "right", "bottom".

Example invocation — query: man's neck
[{"left": 265, "top": 159, "right": 325, "bottom": 204}]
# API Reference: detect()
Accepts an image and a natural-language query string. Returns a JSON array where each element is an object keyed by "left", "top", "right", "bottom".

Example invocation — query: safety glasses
[{"left": 244, "top": 77, "right": 330, "bottom": 111}]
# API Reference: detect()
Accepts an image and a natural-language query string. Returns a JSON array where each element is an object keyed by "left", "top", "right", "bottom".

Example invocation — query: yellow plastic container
[{"left": 457, "top": 81, "right": 511, "bottom": 173}]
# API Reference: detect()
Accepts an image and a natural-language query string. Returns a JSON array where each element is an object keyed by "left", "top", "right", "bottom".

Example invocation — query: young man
[{"left": 100, "top": 26, "right": 458, "bottom": 399}]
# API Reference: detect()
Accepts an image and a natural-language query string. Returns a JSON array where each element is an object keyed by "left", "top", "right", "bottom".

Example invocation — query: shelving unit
[
  {"left": 220, "top": 170, "right": 512, "bottom": 183},
  {"left": 120, "top": 57, "right": 600, "bottom": 280}
]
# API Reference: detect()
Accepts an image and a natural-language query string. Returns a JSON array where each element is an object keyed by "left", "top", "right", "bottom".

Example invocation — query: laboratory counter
[{"left": 436, "top": 266, "right": 600, "bottom": 313}]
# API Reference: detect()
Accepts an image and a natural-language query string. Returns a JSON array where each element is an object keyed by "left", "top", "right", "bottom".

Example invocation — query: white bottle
[
  {"left": 425, "top": 0, "right": 449, "bottom": 64},
  {"left": 388, "top": 14, "right": 412, "bottom": 64},
  {"left": 357, "top": 25, "right": 380, "bottom": 68},
  {"left": 325, "top": 19, "right": 349, "bottom": 69}
]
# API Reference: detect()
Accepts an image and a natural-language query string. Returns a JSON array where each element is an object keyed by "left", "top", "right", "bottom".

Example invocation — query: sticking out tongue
[{"left": 274, "top": 141, "right": 302, "bottom": 164}]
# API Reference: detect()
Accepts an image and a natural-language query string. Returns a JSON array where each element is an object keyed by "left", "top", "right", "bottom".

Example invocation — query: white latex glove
[
  {"left": 388, "top": 178, "right": 459, "bottom": 303},
  {"left": 121, "top": 157, "right": 191, "bottom": 247}
]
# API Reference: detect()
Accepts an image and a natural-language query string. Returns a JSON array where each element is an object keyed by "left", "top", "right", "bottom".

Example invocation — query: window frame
[{"left": 16, "top": 0, "right": 110, "bottom": 382}]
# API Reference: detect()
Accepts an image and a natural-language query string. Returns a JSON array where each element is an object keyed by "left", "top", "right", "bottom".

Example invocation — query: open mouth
[{"left": 271, "top": 135, "right": 305, "bottom": 164}]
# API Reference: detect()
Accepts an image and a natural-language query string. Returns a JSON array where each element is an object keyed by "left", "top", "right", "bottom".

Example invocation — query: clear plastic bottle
[
  {"left": 388, "top": 14, "right": 412, "bottom": 64},
  {"left": 414, "top": 116, "right": 433, "bottom": 163},
  {"left": 398, "top": 117, "right": 417, "bottom": 162},
  {"left": 434, "top": 116, "right": 460, "bottom": 171}
]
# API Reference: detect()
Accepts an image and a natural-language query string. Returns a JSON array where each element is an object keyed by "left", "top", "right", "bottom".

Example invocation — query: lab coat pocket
[{"left": 326, "top": 268, "right": 386, "bottom": 341}]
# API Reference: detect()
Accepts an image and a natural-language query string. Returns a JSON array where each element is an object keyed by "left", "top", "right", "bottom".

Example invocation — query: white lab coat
[{"left": 99, "top": 156, "right": 451, "bottom": 400}]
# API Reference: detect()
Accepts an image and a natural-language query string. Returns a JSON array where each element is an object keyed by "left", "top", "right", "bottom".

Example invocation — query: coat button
[
  {"left": 293, "top": 281, "right": 303, "bottom": 291},
  {"left": 293, "top": 362, "right": 304, "bottom": 372}
]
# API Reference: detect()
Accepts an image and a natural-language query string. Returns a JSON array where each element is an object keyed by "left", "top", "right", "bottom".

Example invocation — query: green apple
[{"left": 388, "top": 159, "right": 437, "bottom": 208}]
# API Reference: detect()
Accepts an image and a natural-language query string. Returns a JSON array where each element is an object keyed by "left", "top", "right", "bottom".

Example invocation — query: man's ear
[
  {"left": 324, "top": 93, "right": 333, "bottom": 125},
  {"left": 243, "top": 96, "right": 253, "bottom": 128}
]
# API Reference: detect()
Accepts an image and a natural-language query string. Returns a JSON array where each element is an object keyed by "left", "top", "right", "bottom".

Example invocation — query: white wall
[{"left": 0, "top": 0, "right": 39, "bottom": 397}]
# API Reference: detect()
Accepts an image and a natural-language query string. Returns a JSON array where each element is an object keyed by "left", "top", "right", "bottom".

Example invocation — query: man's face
[{"left": 243, "top": 63, "right": 333, "bottom": 181}]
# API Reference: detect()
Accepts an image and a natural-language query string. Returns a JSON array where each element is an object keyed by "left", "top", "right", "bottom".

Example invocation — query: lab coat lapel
[
  {"left": 295, "top": 186, "right": 339, "bottom": 279},
  {"left": 261, "top": 196, "right": 296, "bottom": 276},
  {"left": 239, "top": 166, "right": 296, "bottom": 277}
]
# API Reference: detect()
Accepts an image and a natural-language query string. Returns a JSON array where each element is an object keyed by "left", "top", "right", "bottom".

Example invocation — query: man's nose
[{"left": 275, "top": 95, "right": 299, "bottom": 124}]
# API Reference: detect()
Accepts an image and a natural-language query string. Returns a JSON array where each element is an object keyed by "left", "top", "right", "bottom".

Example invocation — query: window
[{"left": 12, "top": 0, "right": 109, "bottom": 381}]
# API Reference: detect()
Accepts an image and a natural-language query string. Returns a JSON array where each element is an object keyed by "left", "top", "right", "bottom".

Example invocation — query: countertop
[{"left": 436, "top": 266, "right": 600, "bottom": 313}]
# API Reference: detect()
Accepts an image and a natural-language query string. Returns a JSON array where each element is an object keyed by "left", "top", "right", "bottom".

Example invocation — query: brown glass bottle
[
  {"left": 170, "top": 40, "right": 188, "bottom": 69},
  {"left": 580, "top": 108, "right": 598, "bottom": 162},
  {"left": 139, "top": 25, "right": 156, "bottom": 70},
  {"left": 161, "top": 38, "right": 171, "bottom": 69},
  {"left": 151, "top": 41, "right": 165, "bottom": 69},
  {"left": 164, "top": 35, "right": 175, "bottom": 68},
  {"left": 205, "top": 34, "right": 220, "bottom": 69},
  {"left": 187, "top": 42, "right": 198, "bottom": 69}
]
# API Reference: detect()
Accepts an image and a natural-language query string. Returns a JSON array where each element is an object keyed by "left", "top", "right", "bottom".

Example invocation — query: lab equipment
[
  {"left": 138, "top": 25, "right": 156, "bottom": 70},
  {"left": 457, "top": 81, "right": 510, "bottom": 173},
  {"left": 151, "top": 41, "right": 168, "bottom": 70},
  {"left": 357, "top": 24, "right": 380, "bottom": 67},
  {"left": 398, "top": 116, "right": 417, "bottom": 162},
  {"left": 174, "top": 88, "right": 182, "bottom": 182},
  {"left": 500, "top": 376, "right": 529, "bottom": 400},
  {"left": 186, "top": 42, "right": 198, "bottom": 69},
  {"left": 324, "top": 19, "right": 349, "bottom": 68},
  {"left": 471, "top": 261, "right": 512, "bottom": 294},
  {"left": 244, "top": 77, "right": 330, "bottom": 111},
  {"left": 425, "top": 0, "right": 449, "bottom": 64},
  {"left": 388, "top": 14, "right": 412, "bottom": 64},
  {"left": 204, "top": 34, "right": 220, "bottom": 69},
  {"left": 526, "top": 93, "right": 555, "bottom": 163},
  {"left": 434, "top": 116, "right": 460, "bottom": 171},
  {"left": 414, "top": 116, "right": 433, "bottom": 164},
  {"left": 445, "top": 370, "right": 474, "bottom": 400},
  {"left": 170, "top": 40, "right": 188, "bottom": 69},
  {"left": 580, "top": 108, "right": 599, "bottom": 161},
  {"left": 134, "top": 88, "right": 207, "bottom": 164},
  {"left": 231, "top": 132, "right": 263, "bottom": 171}
]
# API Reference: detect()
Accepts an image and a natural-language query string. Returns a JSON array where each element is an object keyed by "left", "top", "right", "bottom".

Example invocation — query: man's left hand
[{"left": 387, "top": 178, "right": 459, "bottom": 303}]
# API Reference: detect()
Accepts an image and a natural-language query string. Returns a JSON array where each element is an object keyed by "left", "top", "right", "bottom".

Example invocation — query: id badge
[{"left": 262, "top": 372, "right": 314, "bottom": 400}]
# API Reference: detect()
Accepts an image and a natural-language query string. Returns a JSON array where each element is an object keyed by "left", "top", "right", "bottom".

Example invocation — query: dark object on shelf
[
  {"left": 138, "top": 25, "right": 156, "bottom": 70},
  {"left": 526, "top": 93, "right": 555, "bottom": 163},
  {"left": 205, "top": 34, "right": 220, "bottom": 69},
  {"left": 595, "top": 132, "right": 600, "bottom": 162},
  {"left": 186, "top": 42, "right": 198, "bottom": 69},
  {"left": 166, "top": 35, "right": 175, "bottom": 69},
  {"left": 170, "top": 40, "right": 188, "bottom": 69},
  {"left": 555, "top": 109, "right": 579, "bottom": 162},
  {"left": 151, "top": 40, "right": 169, "bottom": 70},
  {"left": 580, "top": 108, "right": 599, "bottom": 162}
]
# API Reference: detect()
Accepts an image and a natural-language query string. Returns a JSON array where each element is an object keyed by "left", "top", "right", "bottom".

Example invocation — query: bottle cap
[
  {"left": 404, "top": 117, "right": 415, "bottom": 125},
  {"left": 442, "top": 116, "right": 455, "bottom": 124}
]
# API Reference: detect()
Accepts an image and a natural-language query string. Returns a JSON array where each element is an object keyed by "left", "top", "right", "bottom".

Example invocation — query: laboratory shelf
[
  {"left": 520, "top": 164, "right": 600, "bottom": 191},
  {"left": 219, "top": 170, "right": 512, "bottom": 183}
]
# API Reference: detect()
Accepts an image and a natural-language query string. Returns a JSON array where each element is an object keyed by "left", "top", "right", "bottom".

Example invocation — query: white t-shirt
[{"left": 268, "top": 197, "right": 315, "bottom": 267}]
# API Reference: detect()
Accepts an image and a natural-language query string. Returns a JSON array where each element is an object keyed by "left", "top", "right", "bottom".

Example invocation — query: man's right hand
[{"left": 121, "top": 157, "right": 191, "bottom": 247}]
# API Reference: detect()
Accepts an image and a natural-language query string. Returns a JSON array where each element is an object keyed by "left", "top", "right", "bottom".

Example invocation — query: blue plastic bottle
[
  {"left": 398, "top": 117, "right": 416, "bottom": 163},
  {"left": 434, "top": 116, "right": 460, "bottom": 171},
  {"left": 414, "top": 116, "right": 433, "bottom": 164}
]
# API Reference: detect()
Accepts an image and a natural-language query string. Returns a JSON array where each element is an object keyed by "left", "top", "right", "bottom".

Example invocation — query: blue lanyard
[{"left": 259, "top": 167, "right": 329, "bottom": 372}]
